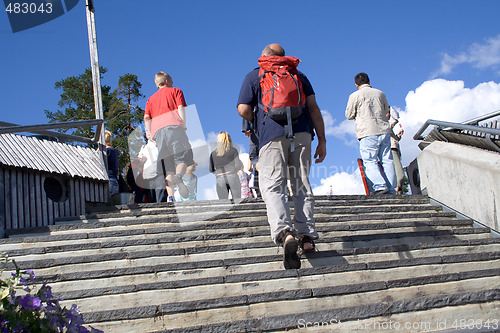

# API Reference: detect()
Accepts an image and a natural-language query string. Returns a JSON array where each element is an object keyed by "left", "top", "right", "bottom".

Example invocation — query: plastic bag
[{"left": 139, "top": 141, "right": 158, "bottom": 179}]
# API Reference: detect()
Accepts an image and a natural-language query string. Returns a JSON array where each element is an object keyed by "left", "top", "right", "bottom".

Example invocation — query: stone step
[
  {"left": 281, "top": 301, "right": 500, "bottom": 332},
  {"left": 5, "top": 227, "right": 493, "bottom": 270},
  {"left": 7, "top": 203, "right": 448, "bottom": 236},
  {"left": 83, "top": 279, "right": 500, "bottom": 332},
  {"left": 3, "top": 195, "right": 437, "bottom": 233},
  {"left": 0, "top": 216, "right": 479, "bottom": 256},
  {"left": 82, "top": 195, "right": 432, "bottom": 215},
  {"left": 48, "top": 248, "right": 500, "bottom": 299},
  {"left": 47, "top": 217, "right": 474, "bottom": 244},
  {"left": 81, "top": 203, "right": 440, "bottom": 225},
  {"left": 51, "top": 212, "right": 462, "bottom": 236},
  {"left": 0, "top": 204, "right": 470, "bottom": 251},
  {"left": 1, "top": 194, "right": 497, "bottom": 332},
  {"left": 1, "top": 211, "right": 460, "bottom": 250},
  {"left": 13, "top": 238, "right": 498, "bottom": 284},
  {"left": 61, "top": 260, "right": 500, "bottom": 312}
]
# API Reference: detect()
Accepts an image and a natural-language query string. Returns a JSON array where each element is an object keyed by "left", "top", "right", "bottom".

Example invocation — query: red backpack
[{"left": 258, "top": 55, "right": 306, "bottom": 124}]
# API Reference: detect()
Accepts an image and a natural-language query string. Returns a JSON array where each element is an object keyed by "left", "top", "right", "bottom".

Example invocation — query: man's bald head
[{"left": 262, "top": 43, "right": 285, "bottom": 56}]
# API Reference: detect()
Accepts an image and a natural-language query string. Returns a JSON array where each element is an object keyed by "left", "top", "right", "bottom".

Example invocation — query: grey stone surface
[
  {"left": 418, "top": 141, "right": 500, "bottom": 232},
  {"left": 1, "top": 194, "right": 499, "bottom": 332}
]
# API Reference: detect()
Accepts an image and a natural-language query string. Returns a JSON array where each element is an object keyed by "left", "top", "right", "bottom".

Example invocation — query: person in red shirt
[{"left": 144, "top": 72, "right": 194, "bottom": 202}]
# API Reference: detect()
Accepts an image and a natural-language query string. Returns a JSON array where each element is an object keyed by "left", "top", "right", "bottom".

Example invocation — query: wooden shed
[{"left": 0, "top": 133, "right": 109, "bottom": 236}]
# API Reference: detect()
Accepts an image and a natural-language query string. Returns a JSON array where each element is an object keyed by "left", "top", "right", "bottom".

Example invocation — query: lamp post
[{"left": 85, "top": 0, "right": 107, "bottom": 170}]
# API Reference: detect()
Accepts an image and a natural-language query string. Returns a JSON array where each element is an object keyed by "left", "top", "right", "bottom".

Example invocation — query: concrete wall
[{"left": 417, "top": 141, "right": 500, "bottom": 232}]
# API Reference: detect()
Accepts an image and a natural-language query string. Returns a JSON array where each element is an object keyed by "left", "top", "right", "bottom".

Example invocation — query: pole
[
  {"left": 85, "top": 0, "right": 107, "bottom": 170},
  {"left": 357, "top": 158, "right": 370, "bottom": 195}
]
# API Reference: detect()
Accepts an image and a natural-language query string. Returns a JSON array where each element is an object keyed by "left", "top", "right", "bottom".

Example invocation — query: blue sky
[{"left": 2, "top": 1, "right": 500, "bottom": 199}]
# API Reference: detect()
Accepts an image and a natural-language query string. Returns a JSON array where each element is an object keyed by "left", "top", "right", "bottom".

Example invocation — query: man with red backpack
[{"left": 237, "top": 43, "right": 327, "bottom": 269}]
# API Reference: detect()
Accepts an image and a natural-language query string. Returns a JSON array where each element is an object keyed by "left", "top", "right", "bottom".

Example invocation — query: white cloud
[
  {"left": 313, "top": 169, "right": 366, "bottom": 195},
  {"left": 189, "top": 138, "right": 207, "bottom": 148},
  {"left": 198, "top": 79, "right": 500, "bottom": 197},
  {"left": 315, "top": 78, "right": 500, "bottom": 194},
  {"left": 434, "top": 34, "right": 500, "bottom": 77},
  {"left": 321, "top": 110, "right": 357, "bottom": 146},
  {"left": 194, "top": 172, "right": 219, "bottom": 201},
  {"left": 398, "top": 79, "right": 500, "bottom": 167},
  {"left": 238, "top": 152, "right": 251, "bottom": 173},
  {"left": 206, "top": 131, "right": 219, "bottom": 145},
  {"left": 203, "top": 187, "right": 218, "bottom": 200}
]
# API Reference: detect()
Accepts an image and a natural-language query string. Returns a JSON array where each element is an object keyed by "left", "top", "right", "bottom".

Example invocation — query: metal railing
[
  {"left": 413, "top": 110, "right": 500, "bottom": 152},
  {"left": 460, "top": 109, "right": 500, "bottom": 126},
  {"left": 0, "top": 119, "right": 104, "bottom": 145},
  {"left": 413, "top": 119, "right": 500, "bottom": 141}
]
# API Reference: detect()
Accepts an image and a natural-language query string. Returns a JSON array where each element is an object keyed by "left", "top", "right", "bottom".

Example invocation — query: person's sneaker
[
  {"left": 283, "top": 236, "right": 301, "bottom": 269},
  {"left": 173, "top": 174, "right": 189, "bottom": 199},
  {"left": 167, "top": 196, "right": 175, "bottom": 203}
]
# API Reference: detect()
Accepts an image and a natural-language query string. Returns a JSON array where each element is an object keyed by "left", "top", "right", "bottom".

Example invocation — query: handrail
[
  {"left": 462, "top": 109, "right": 500, "bottom": 125},
  {"left": 0, "top": 121, "right": 93, "bottom": 143},
  {"left": 413, "top": 119, "right": 500, "bottom": 141},
  {"left": 0, "top": 119, "right": 104, "bottom": 145}
]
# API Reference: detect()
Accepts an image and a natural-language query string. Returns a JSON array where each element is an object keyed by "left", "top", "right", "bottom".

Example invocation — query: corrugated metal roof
[{"left": 0, "top": 133, "right": 108, "bottom": 180}]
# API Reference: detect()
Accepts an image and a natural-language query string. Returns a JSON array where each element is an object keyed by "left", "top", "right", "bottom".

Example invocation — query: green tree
[
  {"left": 45, "top": 68, "right": 145, "bottom": 174},
  {"left": 44, "top": 67, "right": 114, "bottom": 139},
  {"left": 107, "top": 74, "right": 145, "bottom": 170}
]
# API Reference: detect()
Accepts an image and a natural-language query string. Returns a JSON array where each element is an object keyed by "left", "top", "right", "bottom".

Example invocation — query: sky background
[{"left": 2, "top": 0, "right": 500, "bottom": 200}]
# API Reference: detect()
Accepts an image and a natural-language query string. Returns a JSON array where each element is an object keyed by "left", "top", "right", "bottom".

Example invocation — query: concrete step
[
  {"left": 0, "top": 212, "right": 462, "bottom": 254},
  {"left": 50, "top": 251, "right": 500, "bottom": 300},
  {"left": 81, "top": 195, "right": 432, "bottom": 214},
  {"left": 4, "top": 195, "right": 439, "bottom": 233},
  {"left": 3, "top": 210, "right": 466, "bottom": 237},
  {"left": 7, "top": 238, "right": 497, "bottom": 283},
  {"left": 4, "top": 226, "right": 493, "bottom": 270},
  {"left": 0, "top": 208, "right": 468, "bottom": 257},
  {"left": 281, "top": 301, "right": 500, "bottom": 332},
  {"left": 0, "top": 195, "right": 498, "bottom": 332},
  {"left": 84, "top": 279, "right": 500, "bottom": 332},
  {"left": 1, "top": 214, "right": 481, "bottom": 253}
]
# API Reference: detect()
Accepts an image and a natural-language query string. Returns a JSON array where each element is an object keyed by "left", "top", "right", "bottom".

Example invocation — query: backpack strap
[
  {"left": 284, "top": 107, "right": 295, "bottom": 152},
  {"left": 257, "top": 70, "right": 276, "bottom": 112},
  {"left": 288, "top": 72, "right": 303, "bottom": 106}
]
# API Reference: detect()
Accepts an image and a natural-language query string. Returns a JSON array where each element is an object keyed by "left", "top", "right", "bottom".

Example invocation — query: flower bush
[{"left": 0, "top": 253, "right": 102, "bottom": 333}]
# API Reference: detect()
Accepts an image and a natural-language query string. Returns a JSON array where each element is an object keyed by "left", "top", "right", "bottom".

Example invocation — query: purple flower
[
  {"left": 38, "top": 283, "right": 54, "bottom": 301},
  {"left": 65, "top": 304, "right": 85, "bottom": 327},
  {"left": 18, "top": 294, "right": 41, "bottom": 310},
  {"left": 1, "top": 261, "right": 100, "bottom": 332},
  {"left": 19, "top": 277, "right": 30, "bottom": 292},
  {"left": 25, "top": 270, "right": 36, "bottom": 281},
  {"left": 0, "top": 316, "right": 10, "bottom": 333},
  {"left": 44, "top": 303, "right": 58, "bottom": 313}
]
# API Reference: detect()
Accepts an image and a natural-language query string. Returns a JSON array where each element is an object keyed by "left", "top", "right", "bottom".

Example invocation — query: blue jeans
[{"left": 359, "top": 133, "right": 397, "bottom": 193}]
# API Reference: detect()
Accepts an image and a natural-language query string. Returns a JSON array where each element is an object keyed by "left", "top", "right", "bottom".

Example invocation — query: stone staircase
[{"left": 1, "top": 195, "right": 499, "bottom": 332}]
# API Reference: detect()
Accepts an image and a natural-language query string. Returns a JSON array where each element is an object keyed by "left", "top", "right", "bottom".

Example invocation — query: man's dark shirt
[{"left": 237, "top": 68, "right": 315, "bottom": 149}]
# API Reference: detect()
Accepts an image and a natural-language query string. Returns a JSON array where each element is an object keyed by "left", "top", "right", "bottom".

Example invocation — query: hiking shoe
[
  {"left": 283, "top": 236, "right": 301, "bottom": 269},
  {"left": 299, "top": 235, "right": 316, "bottom": 254},
  {"left": 173, "top": 174, "right": 189, "bottom": 199}
]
